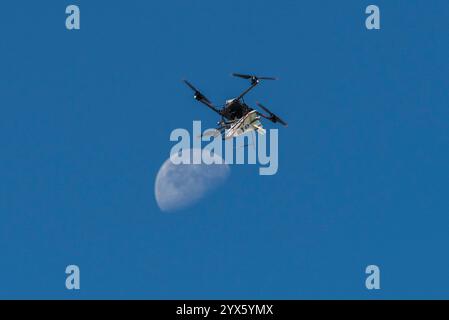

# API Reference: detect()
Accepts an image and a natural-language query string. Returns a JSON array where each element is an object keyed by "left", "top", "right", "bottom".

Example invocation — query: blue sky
[{"left": 1, "top": 1, "right": 449, "bottom": 299}]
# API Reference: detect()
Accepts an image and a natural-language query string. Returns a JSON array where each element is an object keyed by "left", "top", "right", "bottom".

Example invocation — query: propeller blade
[
  {"left": 232, "top": 73, "right": 277, "bottom": 81},
  {"left": 232, "top": 73, "right": 253, "bottom": 79},
  {"left": 258, "top": 103, "right": 271, "bottom": 114},
  {"left": 183, "top": 79, "right": 199, "bottom": 92},
  {"left": 258, "top": 76, "right": 278, "bottom": 81},
  {"left": 183, "top": 80, "right": 212, "bottom": 104},
  {"left": 257, "top": 102, "right": 288, "bottom": 127}
]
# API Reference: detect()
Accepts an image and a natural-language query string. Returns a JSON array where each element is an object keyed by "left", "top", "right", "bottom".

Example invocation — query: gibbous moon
[{"left": 155, "top": 149, "right": 230, "bottom": 212}]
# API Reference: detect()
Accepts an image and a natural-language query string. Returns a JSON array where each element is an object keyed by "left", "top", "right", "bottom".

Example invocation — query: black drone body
[{"left": 183, "top": 73, "right": 287, "bottom": 138}]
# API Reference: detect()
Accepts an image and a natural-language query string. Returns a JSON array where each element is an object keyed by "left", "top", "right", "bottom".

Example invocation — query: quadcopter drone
[{"left": 183, "top": 73, "right": 287, "bottom": 139}]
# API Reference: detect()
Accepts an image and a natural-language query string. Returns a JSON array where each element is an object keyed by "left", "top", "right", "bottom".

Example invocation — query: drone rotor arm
[{"left": 234, "top": 82, "right": 259, "bottom": 102}]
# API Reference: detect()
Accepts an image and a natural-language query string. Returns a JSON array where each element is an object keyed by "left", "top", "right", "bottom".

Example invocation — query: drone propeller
[
  {"left": 257, "top": 102, "right": 288, "bottom": 127},
  {"left": 232, "top": 73, "right": 278, "bottom": 83},
  {"left": 183, "top": 80, "right": 212, "bottom": 104},
  {"left": 183, "top": 79, "right": 224, "bottom": 116}
]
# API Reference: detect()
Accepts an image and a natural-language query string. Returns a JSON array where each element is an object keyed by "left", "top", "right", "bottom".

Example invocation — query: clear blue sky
[{"left": 1, "top": 1, "right": 449, "bottom": 299}]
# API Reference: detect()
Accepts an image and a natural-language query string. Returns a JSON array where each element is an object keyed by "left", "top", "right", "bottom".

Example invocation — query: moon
[{"left": 155, "top": 149, "right": 230, "bottom": 212}]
